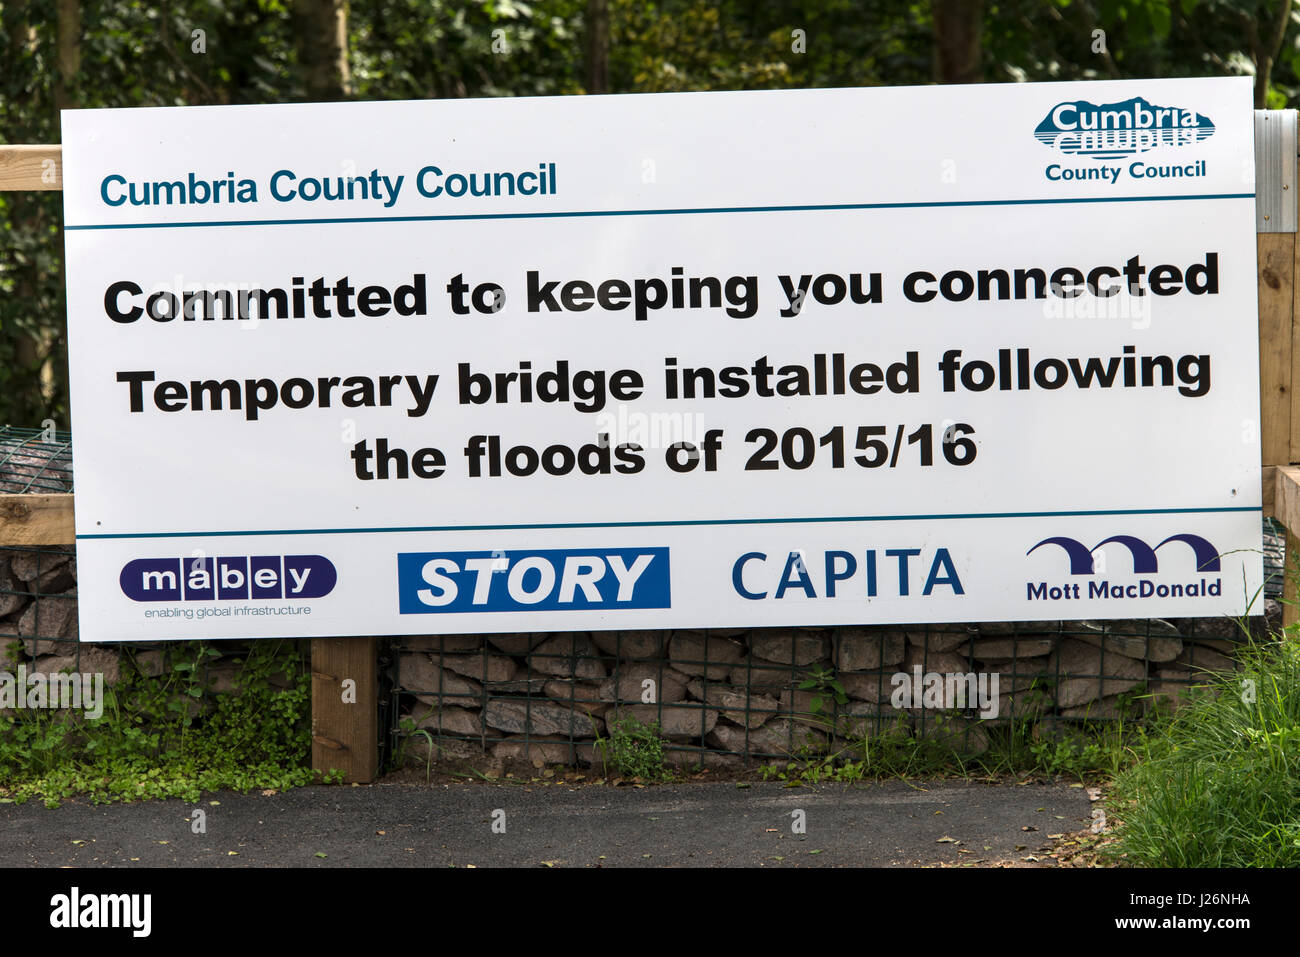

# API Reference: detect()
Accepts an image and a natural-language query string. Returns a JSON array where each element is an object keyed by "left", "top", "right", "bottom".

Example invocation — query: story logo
[
  {"left": 397, "top": 547, "right": 670, "bottom": 613},
  {"left": 120, "top": 554, "right": 336, "bottom": 602}
]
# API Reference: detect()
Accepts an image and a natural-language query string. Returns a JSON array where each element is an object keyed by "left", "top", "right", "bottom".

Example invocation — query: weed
[{"left": 593, "top": 712, "right": 671, "bottom": 781}]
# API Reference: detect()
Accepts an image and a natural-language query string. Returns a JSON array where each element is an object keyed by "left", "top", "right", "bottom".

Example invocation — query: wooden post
[
  {"left": 1255, "top": 112, "right": 1300, "bottom": 629},
  {"left": 311, "top": 636, "right": 379, "bottom": 783}
]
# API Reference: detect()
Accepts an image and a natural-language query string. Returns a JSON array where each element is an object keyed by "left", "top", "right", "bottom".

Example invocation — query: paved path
[{"left": 0, "top": 779, "right": 1092, "bottom": 867}]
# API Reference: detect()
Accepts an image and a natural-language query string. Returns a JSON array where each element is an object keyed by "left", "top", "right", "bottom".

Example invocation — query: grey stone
[
  {"left": 903, "top": 647, "right": 971, "bottom": 674},
  {"left": 777, "top": 686, "right": 844, "bottom": 730},
  {"left": 905, "top": 629, "right": 970, "bottom": 652},
  {"left": 399, "top": 653, "right": 482, "bottom": 704},
  {"left": 1074, "top": 631, "right": 1182, "bottom": 663},
  {"left": 491, "top": 736, "right": 579, "bottom": 765},
  {"left": 487, "top": 633, "right": 542, "bottom": 655},
  {"left": 528, "top": 634, "right": 608, "bottom": 679},
  {"left": 607, "top": 703, "right": 717, "bottom": 741},
  {"left": 971, "top": 662, "right": 1044, "bottom": 694},
  {"left": 662, "top": 746, "right": 744, "bottom": 770},
  {"left": 1149, "top": 668, "right": 1211, "bottom": 709},
  {"left": 1171, "top": 616, "right": 1250, "bottom": 641},
  {"left": 19, "top": 591, "right": 78, "bottom": 655},
  {"left": 748, "top": 630, "right": 828, "bottom": 665},
  {"left": 543, "top": 679, "right": 610, "bottom": 717},
  {"left": 484, "top": 699, "right": 601, "bottom": 738},
  {"left": 690, "top": 686, "right": 779, "bottom": 728},
  {"left": 403, "top": 735, "right": 482, "bottom": 764},
  {"left": 726, "top": 664, "right": 797, "bottom": 693},
  {"left": 970, "top": 620, "right": 1058, "bottom": 636},
  {"left": 128, "top": 648, "right": 167, "bottom": 677},
  {"left": 440, "top": 652, "right": 518, "bottom": 684},
  {"left": 839, "top": 671, "right": 898, "bottom": 703},
  {"left": 669, "top": 632, "right": 744, "bottom": 677},
  {"left": 962, "top": 637, "right": 1054, "bottom": 659},
  {"left": 981, "top": 687, "right": 1052, "bottom": 723},
  {"left": 9, "top": 551, "right": 75, "bottom": 593},
  {"left": 706, "top": 717, "right": 827, "bottom": 757},
  {"left": 412, "top": 704, "right": 496, "bottom": 738},
  {"left": 485, "top": 669, "right": 551, "bottom": 694},
  {"left": 598, "top": 664, "right": 688, "bottom": 704},
  {"left": 835, "top": 628, "right": 906, "bottom": 672},
  {"left": 399, "top": 634, "right": 484, "bottom": 654},
  {"left": 1176, "top": 644, "right": 1237, "bottom": 674},
  {"left": 590, "top": 630, "right": 665, "bottom": 660},
  {"left": 1051, "top": 638, "right": 1145, "bottom": 709},
  {"left": 34, "top": 646, "right": 120, "bottom": 686},
  {"left": 1075, "top": 618, "right": 1180, "bottom": 639}
]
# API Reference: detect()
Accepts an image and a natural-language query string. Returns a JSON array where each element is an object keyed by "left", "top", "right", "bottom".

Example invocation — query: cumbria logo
[{"left": 1034, "top": 97, "right": 1215, "bottom": 161}]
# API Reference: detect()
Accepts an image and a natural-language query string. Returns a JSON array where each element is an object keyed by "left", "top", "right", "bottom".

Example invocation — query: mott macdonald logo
[
  {"left": 120, "top": 555, "right": 336, "bottom": 601},
  {"left": 1025, "top": 533, "right": 1222, "bottom": 603},
  {"left": 1035, "top": 97, "right": 1215, "bottom": 159}
]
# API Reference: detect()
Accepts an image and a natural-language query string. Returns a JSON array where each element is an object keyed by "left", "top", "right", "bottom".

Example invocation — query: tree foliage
[{"left": 1, "top": 0, "right": 1296, "bottom": 426}]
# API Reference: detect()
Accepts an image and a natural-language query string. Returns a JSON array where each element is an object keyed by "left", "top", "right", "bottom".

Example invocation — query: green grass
[{"left": 1106, "top": 635, "right": 1300, "bottom": 867}]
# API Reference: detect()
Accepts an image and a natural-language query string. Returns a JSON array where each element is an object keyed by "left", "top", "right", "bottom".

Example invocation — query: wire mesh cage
[{"left": 0, "top": 426, "right": 73, "bottom": 493}]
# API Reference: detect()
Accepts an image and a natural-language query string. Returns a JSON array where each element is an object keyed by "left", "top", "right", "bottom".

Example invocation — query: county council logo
[{"left": 1034, "top": 97, "right": 1215, "bottom": 160}]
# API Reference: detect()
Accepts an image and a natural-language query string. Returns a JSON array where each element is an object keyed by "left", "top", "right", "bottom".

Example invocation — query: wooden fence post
[{"left": 311, "top": 636, "right": 379, "bottom": 783}]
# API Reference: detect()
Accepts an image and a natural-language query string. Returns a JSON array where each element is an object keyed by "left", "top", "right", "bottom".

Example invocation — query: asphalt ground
[{"left": 0, "top": 778, "right": 1095, "bottom": 868}]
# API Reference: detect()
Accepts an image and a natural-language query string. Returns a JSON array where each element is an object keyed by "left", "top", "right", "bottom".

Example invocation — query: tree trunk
[
  {"left": 932, "top": 0, "right": 984, "bottom": 84},
  {"left": 294, "top": 0, "right": 351, "bottom": 101},
  {"left": 586, "top": 0, "right": 610, "bottom": 94},
  {"left": 1255, "top": 0, "right": 1294, "bottom": 109}
]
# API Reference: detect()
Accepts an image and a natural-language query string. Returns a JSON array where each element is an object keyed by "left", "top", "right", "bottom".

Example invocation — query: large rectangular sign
[{"left": 61, "top": 77, "right": 1263, "bottom": 641}]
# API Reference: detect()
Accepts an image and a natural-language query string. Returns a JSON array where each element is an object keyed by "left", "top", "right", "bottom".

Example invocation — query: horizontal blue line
[
  {"left": 65, "top": 192, "right": 1255, "bottom": 231},
  {"left": 77, "top": 505, "right": 1261, "bottom": 540}
]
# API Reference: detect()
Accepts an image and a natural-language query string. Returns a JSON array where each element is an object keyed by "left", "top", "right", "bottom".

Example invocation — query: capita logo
[
  {"left": 397, "top": 547, "right": 670, "bottom": 614},
  {"left": 1024, "top": 533, "right": 1222, "bottom": 603},
  {"left": 1035, "top": 97, "right": 1215, "bottom": 159},
  {"left": 120, "top": 555, "right": 337, "bottom": 602}
]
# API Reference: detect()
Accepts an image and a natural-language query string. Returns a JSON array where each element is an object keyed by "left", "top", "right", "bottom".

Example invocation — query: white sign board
[{"left": 61, "top": 77, "right": 1263, "bottom": 641}]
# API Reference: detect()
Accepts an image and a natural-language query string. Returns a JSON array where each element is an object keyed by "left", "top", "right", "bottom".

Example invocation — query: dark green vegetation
[{"left": 0, "top": 640, "right": 335, "bottom": 807}]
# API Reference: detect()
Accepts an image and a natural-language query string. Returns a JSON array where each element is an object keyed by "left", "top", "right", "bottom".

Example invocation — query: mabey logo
[
  {"left": 1035, "top": 96, "right": 1214, "bottom": 160},
  {"left": 120, "top": 555, "right": 337, "bottom": 602},
  {"left": 397, "top": 548, "right": 670, "bottom": 614}
]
